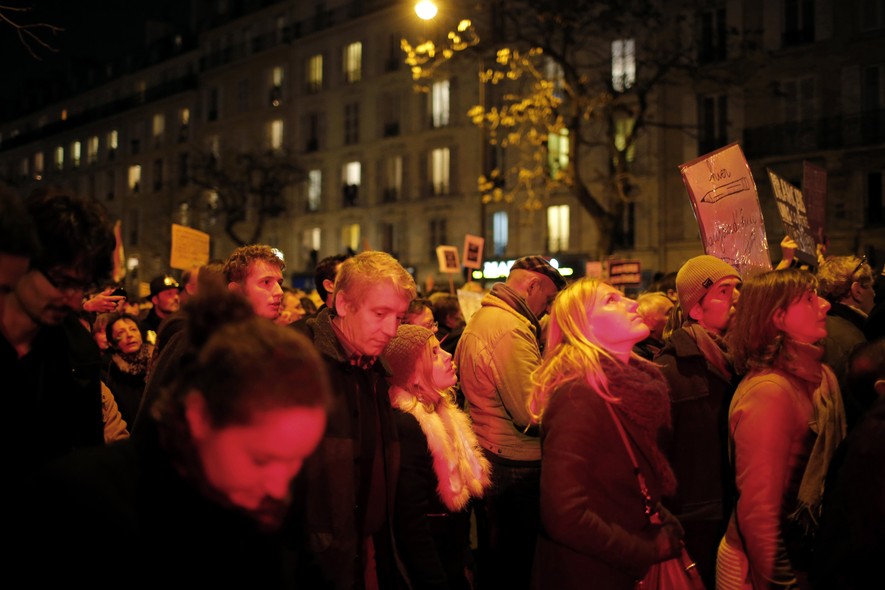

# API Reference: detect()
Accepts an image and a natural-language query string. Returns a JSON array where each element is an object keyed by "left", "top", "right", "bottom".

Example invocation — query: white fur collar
[{"left": 390, "top": 386, "right": 491, "bottom": 511}]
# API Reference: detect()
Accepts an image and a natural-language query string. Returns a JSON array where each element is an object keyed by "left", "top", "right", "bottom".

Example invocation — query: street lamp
[{"left": 415, "top": 1, "right": 438, "bottom": 21}]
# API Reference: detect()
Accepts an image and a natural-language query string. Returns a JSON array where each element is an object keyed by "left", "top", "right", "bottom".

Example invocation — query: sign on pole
[
  {"left": 462, "top": 234, "right": 484, "bottom": 270},
  {"left": 607, "top": 259, "right": 642, "bottom": 287},
  {"left": 170, "top": 224, "right": 210, "bottom": 271},
  {"left": 767, "top": 169, "right": 818, "bottom": 267},
  {"left": 678, "top": 143, "right": 771, "bottom": 277}
]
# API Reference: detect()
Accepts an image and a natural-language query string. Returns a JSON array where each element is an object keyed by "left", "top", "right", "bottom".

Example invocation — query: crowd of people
[{"left": 2, "top": 186, "right": 883, "bottom": 589}]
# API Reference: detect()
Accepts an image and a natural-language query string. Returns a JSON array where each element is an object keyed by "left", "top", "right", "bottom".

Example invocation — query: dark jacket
[
  {"left": 2, "top": 315, "right": 104, "bottom": 477},
  {"left": 298, "top": 309, "right": 410, "bottom": 590},
  {"left": 655, "top": 327, "right": 739, "bottom": 587},
  {"left": 101, "top": 357, "right": 148, "bottom": 427},
  {"left": 533, "top": 379, "right": 669, "bottom": 590},
  {"left": 12, "top": 416, "right": 323, "bottom": 589}
]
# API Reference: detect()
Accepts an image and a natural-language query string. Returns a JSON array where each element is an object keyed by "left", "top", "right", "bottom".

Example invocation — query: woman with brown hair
[{"left": 717, "top": 268, "right": 846, "bottom": 589}]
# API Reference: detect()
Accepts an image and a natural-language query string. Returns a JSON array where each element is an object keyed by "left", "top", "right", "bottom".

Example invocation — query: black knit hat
[
  {"left": 382, "top": 324, "right": 434, "bottom": 386},
  {"left": 510, "top": 256, "right": 567, "bottom": 291}
]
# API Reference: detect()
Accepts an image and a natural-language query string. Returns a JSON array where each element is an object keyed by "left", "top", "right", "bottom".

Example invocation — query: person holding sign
[{"left": 656, "top": 255, "right": 742, "bottom": 588}]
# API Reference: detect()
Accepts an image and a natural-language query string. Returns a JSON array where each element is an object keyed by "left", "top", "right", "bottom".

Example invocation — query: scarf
[
  {"left": 683, "top": 323, "right": 733, "bottom": 382},
  {"left": 389, "top": 386, "right": 491, "bottom": 511},
  {"left": 602, "top": 356, "right": 678, "bottom": 496},
  {"left": 111, "top": 343, "right": 154, "bottom": 379},
  {"left": 776, "top": 338, "right": 846, "bottom": 533},
  {"left": 489, "top": 283, "right": 542, "bottom": 342}
]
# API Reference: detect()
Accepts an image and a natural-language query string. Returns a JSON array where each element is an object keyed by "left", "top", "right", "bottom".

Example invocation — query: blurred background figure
[
  {"left": 632, "top": 291, "right": 674, "bottom": 360},
  {"left": 432, "top": 294, "right": 467, "bottom": 355},
  {"left": 404, "top": 297, "right": 437, "bottom": 333},
  {"left": 277, "top": 286, "right": 307, "bottom": 325},
  {"left": 102, "top": 312, "right": 155, "bottom": 427},
  {"left": 141, "top": 274, "right": 180, "bottom": 344}
]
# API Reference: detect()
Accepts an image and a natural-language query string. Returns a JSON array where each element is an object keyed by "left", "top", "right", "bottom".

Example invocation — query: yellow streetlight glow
[{"left": 415, "top": 0, "right": 438, "bottom": 20}]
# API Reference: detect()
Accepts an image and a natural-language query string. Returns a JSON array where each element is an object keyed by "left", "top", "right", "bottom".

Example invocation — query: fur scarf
[{"left": 390, "top": 386, "right": 491, "bottom": 512}]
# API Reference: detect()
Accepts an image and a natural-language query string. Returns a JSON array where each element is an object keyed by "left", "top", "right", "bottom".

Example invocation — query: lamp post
[{"left": 413, "top": 1, "right": 488, "bottom": 253}]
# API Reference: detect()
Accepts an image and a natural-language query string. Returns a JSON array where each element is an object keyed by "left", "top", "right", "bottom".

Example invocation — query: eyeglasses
[{"left": 37, "top": 267, "right": 92, "bottom": 296}]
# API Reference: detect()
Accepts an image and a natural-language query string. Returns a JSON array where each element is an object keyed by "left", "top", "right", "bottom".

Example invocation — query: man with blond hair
[{"left": 298, "top": 250, "right": 417, "bottom": 589}]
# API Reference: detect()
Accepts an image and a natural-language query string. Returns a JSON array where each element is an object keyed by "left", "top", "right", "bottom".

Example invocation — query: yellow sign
[{"left": 170, "top": 224, "right": 210, "bottom": 271}]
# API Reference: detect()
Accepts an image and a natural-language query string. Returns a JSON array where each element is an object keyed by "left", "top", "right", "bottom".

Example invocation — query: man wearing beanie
[
  {"left": 656, "top": 254, "right": 742, "bottom": 589},
  {"left": 454, "top": 255, "right": 566, "bottom": 590}
]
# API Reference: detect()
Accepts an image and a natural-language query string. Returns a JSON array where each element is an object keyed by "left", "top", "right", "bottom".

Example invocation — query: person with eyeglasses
[
  {"left": 0, "top": 190, "right": 116, "bottom": 478},
  {"left": 816, "top": 254, "right": 876, "bottom": 430}
]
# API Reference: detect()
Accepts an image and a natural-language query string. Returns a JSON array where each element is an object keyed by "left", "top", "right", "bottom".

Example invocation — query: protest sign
[
  {"left": 607, "top": 259, "right": 642, "bottom": 286},
  {"left": 679, "top": 143, "right": 771, "bottom": 277},
  {"left": 767, "top": 169, "right": 818, "bottom": 266},
  {"left": 462, "top": 234, "right": 484, "bottom": 269},
  {"left": 170, "top": 224, "right": 210, "bottom": 271},
  {"left": 802, "top": 161, "right": 827, "bottom": 245},
  {"left": 436, "top": 245, "right": 460, "bottom": 273}
]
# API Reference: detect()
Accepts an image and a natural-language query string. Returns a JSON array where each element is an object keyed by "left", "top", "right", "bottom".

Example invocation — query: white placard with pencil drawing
[{"left": 679, "top": 143, "right": 772, "bottom": 277}]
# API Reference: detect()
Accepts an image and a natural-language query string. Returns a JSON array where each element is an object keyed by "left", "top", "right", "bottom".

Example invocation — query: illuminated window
[
  {"left": 547, "top": 205, "right": 570, "bottom": 252},
  {"left": 343, "top": 42, "right": 362, "bottom": 84},
  {"left": 54, "top": 146, "right": 64, "bottom": 170},
  {"left": 492, "top": 211, "right": 508, "bottom": 257},
  {"left": 430, "top": 80, "right": 450, "bottom": 128},
  {"left": 341, "top": 223, "right": 360, "bottom": 251},
  {"left": 71, "top": 141, "right": 81, "bottom": 168},
  {"left": 307, "top": 54, "right": 323, "bottom": 93},
  {"left": 547, "top": 129, "right": 569, "bottom": 178},
  {"left": 303, "top": 227, "right": 321, "bottom": 252},
  {"left": 87, "top": 136, "right": 99, "bottom": 164},
  {"left": 270, "top": 119, "right": 284, "bottom": 150},
  {"left": 611, "top": 39, "right": 635, "bottom": 92},
  {"left": 342, "top": 161, "right": 361, "bottom": 207},
  {"left": 307, "top": 169, "right": 322, "bottom": 212},
  {"left": 108, "top": 129, "right": 118, "bottom": 160},
  {"left": 270, "top": 66, "right": 284, "bottom": 106},
  {"left": 179, "top": 108, "right": 190, "bottom": 142},
  {"left": 34, "top": 152, "right": 44, "bottom": 178},
  {"left": 382, "top": 156, "right": 402, "bottom": 202},
  {"left": 129, "top": 164, "right": 142, "bottom": 193},
  {"left": 152, "top": 114, "right": 165, "bottom": 139},
  {"left": 614, "top": 117, "right": 636, "bottom": 163},
  {"left": 430, "top": 147, "right": 450, "bottom": 195}
]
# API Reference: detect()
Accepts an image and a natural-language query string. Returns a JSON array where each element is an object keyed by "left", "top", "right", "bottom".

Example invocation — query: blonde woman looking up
[{"left": 528, "top": 278, "right": 684, "bottom": 590}]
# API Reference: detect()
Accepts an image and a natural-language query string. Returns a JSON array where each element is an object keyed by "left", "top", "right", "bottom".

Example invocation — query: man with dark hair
[
  {"left": 1, "top": 192, "right": 115, "bottom": 476},
  {"left": 313, "top": 253, "right": 351, "bottom": 312}
]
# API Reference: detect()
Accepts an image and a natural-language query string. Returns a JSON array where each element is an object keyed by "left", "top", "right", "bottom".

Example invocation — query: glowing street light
[{"left": 415, "top": 0, "right": 438, "bottom": 21}]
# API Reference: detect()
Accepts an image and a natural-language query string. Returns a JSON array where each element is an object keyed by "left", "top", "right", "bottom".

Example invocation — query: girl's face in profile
[
  {"left": 584, "top": 284, "right": 650, "bottom": 356},
  {"left": 776, "top": 289, "right": 830, "bottom": 344}
]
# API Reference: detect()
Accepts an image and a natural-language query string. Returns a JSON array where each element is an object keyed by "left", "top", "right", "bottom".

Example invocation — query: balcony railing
[{"left": 743, "top": 109, "right": 885, "bottom": 158}]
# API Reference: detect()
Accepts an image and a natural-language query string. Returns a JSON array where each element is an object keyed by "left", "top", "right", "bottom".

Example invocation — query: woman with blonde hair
[
  {"left": 528, "top": 278, "right": 685, "bottom": 590},
  {"left": 382, "top": 324, "right": 490, "bottom": 589},
  {"left": 717, "top": 268, "right": 846, "bottom": 589}
]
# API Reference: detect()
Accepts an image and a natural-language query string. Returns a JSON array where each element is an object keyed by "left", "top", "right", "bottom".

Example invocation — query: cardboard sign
[
  {"left": 767, "top": 169, "right": 818, "bottom": 266},
  {"left": 436, "top": 245, "right": 460, "bottom": 273},
  {"left": 462, "top": 234, "right": 484, "bottom": 269},
  {"left": 170, "top": 224, "right": 210, "bottom": 271},
  {"left": 607, "top": 259, "right": 642, "bottom": 286},
  {"left": 679, "top": 143, "right": 771, "bottom": 277},
  {"left": 802, "top": 161, "right": 827, "bottom": 245},
  {"left": 457, "top": 288, "right": 484, "bottom": 323}
]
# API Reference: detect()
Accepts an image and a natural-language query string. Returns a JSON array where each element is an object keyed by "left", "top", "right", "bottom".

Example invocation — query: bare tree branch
[{"left": 0, "top": 4, "right": 63, "bottom": 60}]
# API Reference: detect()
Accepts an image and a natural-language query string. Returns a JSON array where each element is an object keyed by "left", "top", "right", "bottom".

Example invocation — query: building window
[
  {"left": 307, "top": 54, "right": 323, "bottom": 93},
  {"left": 207, "top": 87, "right": 219, "bottom": 121},
  {"left": 54, "top": 146, "right": 64, "bottom": 171},
  {"left": 381, "top": 92, "right": 401, "bottom": 137},
  {"left": 178, "top": 202, "right": 190, "bottom": 226},
  {"left": 19, "top": 157, "right": 28, "bottom": 178},
  {"left": 131, "top": 121, "right": 142, "bottom": 155},
  {"left": 430, "top": 147, "right": 450, "bottom": 196},
  {"left": 129, "top": 208, "right": 139, "bottom": 246},
  {"left": 699, "top": 8, "right": 727, "bottom": 63},
  {"left": 344, "top": 42, "right": 362, "bottom": 84},
  {"left": 547, "top": 204, "right": 570, "bottom": 252},
  {"left": 343, "top": 161, "right": 361, "bottom": 207},
  {"left": 108, "top": 129, "right": 118, "bottom": 161},
  {"left": 71, "top": 141, "right": 81, "bottom": 168},
  {"left": 547, "top": 129, "right": 569, "bottom": 178},
  {"left": 270, "top": 66, "right": 284, "bottom": 106},
  {"left": 782, "top": 77, "right": 815, "bottom": 149},
  {"left": 614, "top": 117, "right": 636, "bottom": 164},
  {"left": 341, "top": 223, "right": 360, "bottom": 252},
  {"left": 270, "top": 119, "right": 284, "bottom": 150},
  {"left": 430, "top": 79, "right": 450, "bottom": 128},
  {"left": 344, "top": 102, "right": 360, "bottom": 145},
  {"left": 492, "top": 211, "right": 508, "bottom": 257},
  {"left": 867, "top": 171, "right": 884, "bottom": 225},
  {"left": 33, "top": 151, "right": 44, "bottom": 179},
  {"left": 237, "top": 79, "right": 250, "bottom": 113},
  {"left": 178, "top": 153, "right": 189, "bottom": 186},
  {"left": 611, "top": 38, "right": 636, "bottom": 92},
  {"left": 129, "top": 164, "right": 142, "bottom": 194},
  {"left": 179, "top": 108, "right": 190, "bottom": 142},
  {"left": 379, "top": 222, "right": 395, "bottom": 253},
  {"left": 306, "top": 112, "right": 321, "bottom": 152},
  {"left": 303, "top": 227, "right": 321, "bottom": 253},
  {"left": 152, "top": 113, "right": 165, "bottom": 144},
  {"left": 382, "top": 156, "right": 402, "bottom": 202},
  {"left": 698, "top": 94, "right": 728, "bottom": 155},
  {"left": 783, "top": 0, "right": 815, "bottom": 46},
  {"left": 861, "top": 0, "right": 885, "bottom": 31},
  {"left": 308, "top": 169, "right": 322, "bottom": 212},
  {"left": 429, "top": 218, "right": 447, "bottom": 261},
  {"left": 106, "top": 170, "right": 115, "bottom": 200},
  {"left": 87, "top": 136, "right": 99, "bottom": 164},
  {"left": 153, "top": 159, "right": 163, "bottom": 191}
]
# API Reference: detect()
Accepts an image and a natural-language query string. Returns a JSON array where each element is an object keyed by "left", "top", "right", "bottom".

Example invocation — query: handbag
[{"left": 604, "top": 402, "right": 706, "bottom": 590}]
